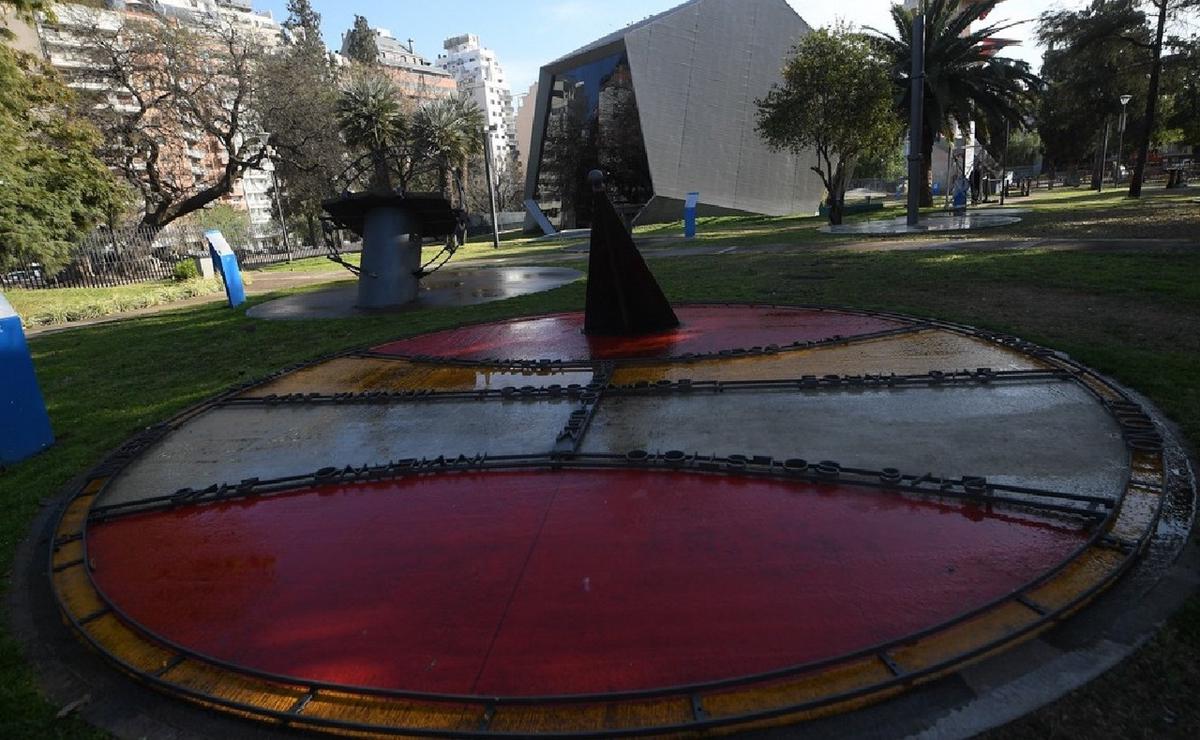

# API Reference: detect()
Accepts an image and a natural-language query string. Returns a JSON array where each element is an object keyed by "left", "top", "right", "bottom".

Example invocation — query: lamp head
[{"left": 1120, "top": 94, "right": 1133, "bottom": 106}]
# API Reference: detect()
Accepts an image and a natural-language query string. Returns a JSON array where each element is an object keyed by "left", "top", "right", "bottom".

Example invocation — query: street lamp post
[
  {"left": 1116, "top": 94, "right": 1132, "bottom": 185},
  {"left": 1000, "top": 119, "right": 1010, "bottom": 206},
  {"left": 1097, "top": 117, "right": 1111, "bottom": 193},
  {"left": 264, "top": 144, "right": 292, "bottom": 263},
  {"left": 482, "top": 124, "right": 501, "bottom": 250}
]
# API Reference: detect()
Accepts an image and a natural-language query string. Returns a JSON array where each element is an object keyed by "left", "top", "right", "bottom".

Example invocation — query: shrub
[{"left": 172, "top": 259, "right": 200, "bottom": 282}]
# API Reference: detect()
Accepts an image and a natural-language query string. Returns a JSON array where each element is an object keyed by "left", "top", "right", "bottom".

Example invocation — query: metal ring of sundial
[{"left": 48, "top": 304, "right": 1177, "bottom": 736}]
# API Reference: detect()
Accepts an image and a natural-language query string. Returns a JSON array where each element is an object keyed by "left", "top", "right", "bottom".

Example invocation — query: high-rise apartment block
[
  {"left": 438, "top": 34, "right": 518, "bottom": 170},
  {"left": 339, "top": 28, "right": 458, "bottom": 103},
  {"left": 33, "top": 1, "right": 286, "bottom": 241}
]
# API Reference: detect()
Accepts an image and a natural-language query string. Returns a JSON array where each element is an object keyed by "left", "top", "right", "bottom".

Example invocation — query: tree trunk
[
  {"left": 827, "top": 198, "right": 845, "bottom": 226},
  {"left": 306, "top": 214, "right": 318, "bottom": 249},
  {"left": 824, "top": 162, "right": 848, "bottom": 226},
  {"left": 1129, "top": 0, "right": 1167, "bottom": 198},
  {"left": 371, "top": 150, "right": 393, "bottom": 194},
  {"left": 920, "top": 123, "right": 936, "bottom": 208}
]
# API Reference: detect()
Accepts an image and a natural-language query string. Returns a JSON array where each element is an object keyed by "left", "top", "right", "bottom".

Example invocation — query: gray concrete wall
[{"left": 625, "top": 0, "right": 823, "bottom": 219}]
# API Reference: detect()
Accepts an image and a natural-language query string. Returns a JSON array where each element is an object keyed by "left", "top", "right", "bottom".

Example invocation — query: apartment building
[
  {"left": 437, "top": 34, "right": 518, "bottom": 171},
  {"left": 37, "top": 0, "right": 286, "bottom": 242},
  {"left": 338, "top": 28, "right": 458, "bottom": 104},
  {"left": 514, "top": 82, "right": 538, "bottom": 173}
]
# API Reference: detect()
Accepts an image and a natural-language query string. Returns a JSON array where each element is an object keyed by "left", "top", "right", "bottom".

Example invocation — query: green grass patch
[
  {"left": 255, "top": 252, "right": 360, "bottom": 273},
  {"left": 6, "top": 279, "right": 226, "bottom": 328}
]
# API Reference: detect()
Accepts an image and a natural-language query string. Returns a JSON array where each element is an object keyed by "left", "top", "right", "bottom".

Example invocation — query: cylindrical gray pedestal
[{"left": 358, "top": 206, "right": 421, "bottom": 309}]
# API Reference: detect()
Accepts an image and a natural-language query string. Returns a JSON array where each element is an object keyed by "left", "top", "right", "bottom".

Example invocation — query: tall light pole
[
  {"left": 1097, "top": 117, "right": 1111, "bottom": 193},
  {"left": 265, "top": 144, "right": 292, "bottom": 263},
  {"left": 1116, "top": 94, "right": 1132, "bottom": 184},
  {"left": 906, "top": 2, "right": 926, "bottom": 226},
  {"left": 482, "top": 124, "right": 501, "bottom": 250},
  {"left": 1000, "top": 119, "right": 1010, "bottom": 206}
]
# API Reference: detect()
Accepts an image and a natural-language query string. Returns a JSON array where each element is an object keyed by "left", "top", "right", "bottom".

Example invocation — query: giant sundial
[{"left": 48, "top": 182, "right": 1178, "bottom": 737}]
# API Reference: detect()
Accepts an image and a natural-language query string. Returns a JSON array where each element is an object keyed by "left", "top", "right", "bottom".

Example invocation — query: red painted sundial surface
[
  {"left": 88, "top": 470, "right": 1085, "bottom": 697},
  {"left": 371, "top": 305, "right": 908, "bottom": 361}
]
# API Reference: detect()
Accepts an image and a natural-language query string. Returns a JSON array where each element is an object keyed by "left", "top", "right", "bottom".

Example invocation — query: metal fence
[{"left": 1, "top": 223, "right": 357, "bottom": 291}]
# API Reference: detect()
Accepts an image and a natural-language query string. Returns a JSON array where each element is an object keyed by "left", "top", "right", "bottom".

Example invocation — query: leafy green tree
[
  {"left": 1127, "top": 0, "right": 1200, "bottom": 195},
  {"left": 188, "top": 203, "right": 250, "bottom": 236},
  {"left": 259, "top": 5, "right": 346, "bottom": 246},
  {"left": 0, "top": 0, "right": 47, "bottom": 30},
  {"left": 343, "top": 15, "right": 379, "bottom": 66},
  {"left": 1036, "top": 1, "right": 1151, "bottom": 181},
  {"left": 283, "top": 0, "right": 323, "bottom": 56},
  {"left": 1038, "top": 0, "right": 1198, "bottom": 194},
  {"left": 413, "top": 96, "right": 484, "bottom": 197},
  {"left": 757, "top": 26, "right": 902, "bottom": 225},
  {"left": 0, "top": 41, "right": 122, "bottom": 273},
  {"left": 853, "top": 139, "right": 907, "bottom": 182},
  {"left": 1005, "top": 130, "right": 1043, "bottom": 169},
  {"left": 1163, "top": 36, "right": 1200, "bottom": 148},
  {"left": 869, "top": 0, "right": 1039, "bottom": 207}
]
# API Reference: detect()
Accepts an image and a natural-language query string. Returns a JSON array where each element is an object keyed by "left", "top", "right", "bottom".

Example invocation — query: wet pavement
[
  {"left": 820, "top": 213, "right": 1024, "bottom": 235},
  {"left": 89, "top": 471, "right": 1087, "bottom": 696},
  {"left": 245, "top": 266, "right": 582, "bottom": 320},
  {"left": 583, "top": 383, "right": 1128, "bottom": 499},
  {"left": 373, "top": 305, "right": 906, "bottom": 362}
]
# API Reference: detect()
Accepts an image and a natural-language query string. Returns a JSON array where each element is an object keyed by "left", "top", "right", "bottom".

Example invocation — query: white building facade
[{"left": 437, "top": 34, "right": 518, "bottom": 171}]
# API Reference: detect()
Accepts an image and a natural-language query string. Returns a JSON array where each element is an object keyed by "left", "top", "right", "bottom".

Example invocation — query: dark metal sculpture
[
  {"left": 584, "top": 170, "right": 679, "bottom": 335},
  {"left": 319, "top": 149, "right": 465, "bottom": 309}
]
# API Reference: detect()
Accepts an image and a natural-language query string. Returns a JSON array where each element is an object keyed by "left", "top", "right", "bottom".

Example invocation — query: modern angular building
[{"left": 523, "top": 0, "right": 823, "bottom": 230}]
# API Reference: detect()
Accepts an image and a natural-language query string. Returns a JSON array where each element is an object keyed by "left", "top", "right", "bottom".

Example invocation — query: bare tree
[
  {"left": 463, "top": 153, "right": 524, "bottom": 215},
  {"left": 73, "top": 15, "right": 269, "bottom": 230}
]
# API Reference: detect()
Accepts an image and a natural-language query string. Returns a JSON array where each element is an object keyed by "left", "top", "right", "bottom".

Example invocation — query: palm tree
[
  {"left": 869, "top": 0, "right": 1039, "bottom": 206},
  {"left": 412, "top": 96, "right": 485, "bottom": 198},
  {"left": 335, "top": 69, "right": 408, "bottom": 192}
]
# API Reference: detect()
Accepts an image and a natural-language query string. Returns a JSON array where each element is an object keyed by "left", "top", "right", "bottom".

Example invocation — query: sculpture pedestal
[
  {"left": 358, "top": 207, "right": 421, "bottom": 309},
  {"left": 322, "top": 193, "right": 459, "bottom": 310}
]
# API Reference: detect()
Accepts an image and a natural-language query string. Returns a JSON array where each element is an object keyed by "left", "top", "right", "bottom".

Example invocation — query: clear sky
[{"left": 255, "top": 0, "right": 1090, "bottom": 97}]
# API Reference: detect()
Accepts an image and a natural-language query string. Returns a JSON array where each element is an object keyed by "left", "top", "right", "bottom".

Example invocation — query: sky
[{"left": 255, "top": 0, "right": 1091, "bottom": 98}]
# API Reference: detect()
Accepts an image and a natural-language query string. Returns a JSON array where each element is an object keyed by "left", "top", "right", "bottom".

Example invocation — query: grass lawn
[
  {"left": 11, "top": 186, "right": 1195, "bottom": 332},
  {"left": 5, "top": 278, "right": 224, "bottom": 328},
  {"left": 2, "top": 192, "right": 1199, "bottom": 738},
  {"left": 628, "top": 186, "right": 1200, "bottom": 248}
]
